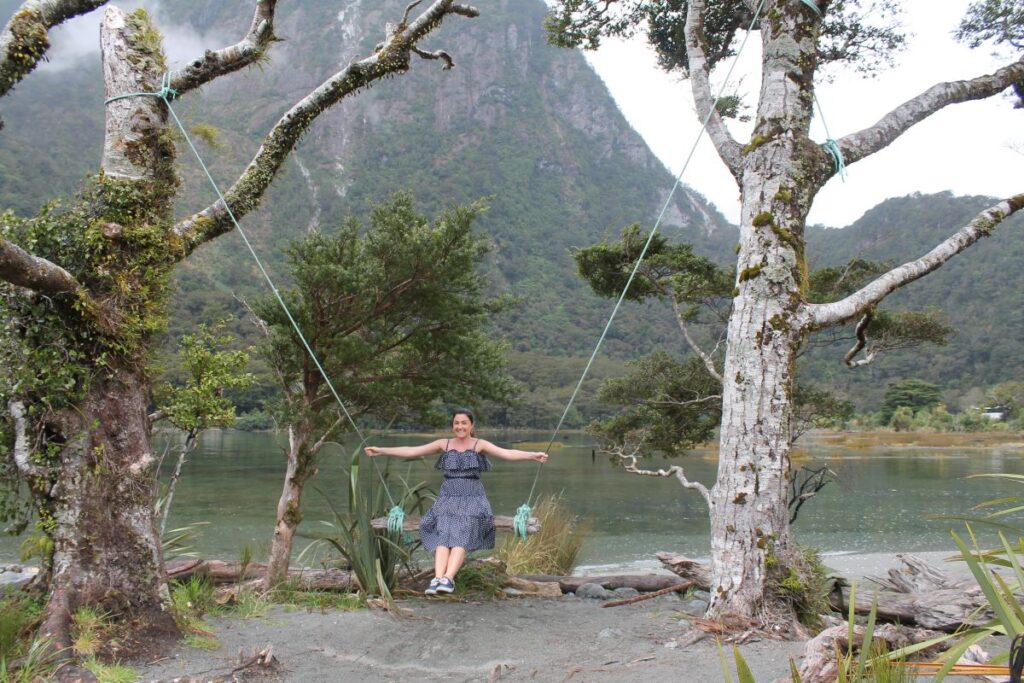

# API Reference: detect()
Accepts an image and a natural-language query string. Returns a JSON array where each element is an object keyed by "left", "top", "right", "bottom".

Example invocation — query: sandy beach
[{"left": 135, "top": 551, "right": 976, "bottom": 683}]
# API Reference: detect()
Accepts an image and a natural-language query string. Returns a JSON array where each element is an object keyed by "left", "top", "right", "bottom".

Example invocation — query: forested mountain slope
[{"left": 0, "top": 1, "right": 1017, "bottom": 421}]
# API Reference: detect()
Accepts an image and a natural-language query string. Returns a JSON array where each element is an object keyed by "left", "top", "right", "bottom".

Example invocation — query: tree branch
[
  {"left": 614, "top": 444, "right": 711, "bottom": 508},
  {"left": 0, "top": 236, "right": 84, "bottom": 295},
  {"left": 672, "top": 299, "right": 723, "bottom": 383},
  {"left": 684, "top": 0, "right": 742, "bottom": 179},
  {"left": 168, "top": 0, "right": 278, "bottom": 97},
  {"left": 843, "top": 311, "right": 877, "bottom": 367},
  {"left": 806, "top": 193, "right": 1024, "bottom": 329},
  {"left": 10, "top": 400, "right": 49, "bottom": 479},
  {"left": 0, "top": 0, "right": 109, "bottom": 100},
  {"left": 835, "top": 55, "right": 1024, "bottom": 173},
  {"left": 172, "top": 0, "right": 479, "bottom": 255}
]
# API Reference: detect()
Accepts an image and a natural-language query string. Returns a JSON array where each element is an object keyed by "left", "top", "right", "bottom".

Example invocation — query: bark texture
[
  {"left": 36, "top": 367, "right": 175, "bottom": 649},
  {"left": 704, "top": 1, "right": 820, "bottom": 621},
  {"left": 264, "top": 423, "right": 316, "bottom": 587}
]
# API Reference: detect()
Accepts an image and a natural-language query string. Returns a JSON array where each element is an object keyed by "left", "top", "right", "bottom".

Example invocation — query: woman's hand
[
  {"left": 532, "top": 451, "right": 548, "bottom": 463},
  {"left": 364, "top": 446, "right": 383, "bottom": 457}
]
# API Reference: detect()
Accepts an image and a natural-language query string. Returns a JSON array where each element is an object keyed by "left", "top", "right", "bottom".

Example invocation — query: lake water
[{"left": 2, "top": 430, "right": 1022, "bottom": 571}]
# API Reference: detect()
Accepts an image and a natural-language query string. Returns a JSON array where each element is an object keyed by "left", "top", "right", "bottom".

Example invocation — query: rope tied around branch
[{"left": 104, "top": 71, "right": 178, "bottom": 105}]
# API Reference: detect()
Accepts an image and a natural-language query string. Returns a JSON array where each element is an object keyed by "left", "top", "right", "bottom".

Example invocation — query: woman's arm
[
  {"left": 476, "top": 439, "right": 548, "bottom": 463},
  {"left": 364, "top": 439, "right": 445, "bottom": 459}
]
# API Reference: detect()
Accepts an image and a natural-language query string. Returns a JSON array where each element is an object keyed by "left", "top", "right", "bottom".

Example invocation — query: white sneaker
[
  {"left": 424, "top": 577, "right": 442, "bottom": 595},
  {"left": 435, "top": 577, "right": 455, "bottom": 594}
]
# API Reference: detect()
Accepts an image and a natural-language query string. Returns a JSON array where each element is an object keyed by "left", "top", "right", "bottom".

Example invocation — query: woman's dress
[{"left": 419, "top": 441, "right": 495, "bottom": 552}]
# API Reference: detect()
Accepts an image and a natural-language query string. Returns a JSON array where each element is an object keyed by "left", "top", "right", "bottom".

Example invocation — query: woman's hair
[{"left": 452, "top": 408, "right": 475, "bottom": 437}]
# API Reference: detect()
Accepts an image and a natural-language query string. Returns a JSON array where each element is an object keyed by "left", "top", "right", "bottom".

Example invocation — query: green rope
[
  {"left": 386, "top": 505, "right": 405, "bottom": 535},
  {"left": 105, "top": 73, "right": 400, "bottom": 509},
  {"left": 104, "top": 71, "right": 178, "bottom": 104},
  {"left": 797, "top": 0, "right": 822, "bottom": 16},
  {"left": 812, "top": 92, "right": 846, "bottom": 179},
  {"left": 515, "top": 0, "right": 770, "bottom": 521},
  {"left": 513, "top": 504, "right": 531, "bottom": 541},
  {"left": 822, "top": 139, "right": 846, "bottom": 177}
]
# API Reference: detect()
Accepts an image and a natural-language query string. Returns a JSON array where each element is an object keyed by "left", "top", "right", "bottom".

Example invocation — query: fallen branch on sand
[{"left": 601, "top": 581, "right": 694, "bottom": 608}]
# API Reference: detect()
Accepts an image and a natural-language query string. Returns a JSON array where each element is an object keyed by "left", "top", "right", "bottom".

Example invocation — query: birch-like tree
[
  {"left": 0, "top": 0, "right": 478, "bottom": 653},
  {"left": 549, "top": 0, "right": 1024, "bottom": 627}
]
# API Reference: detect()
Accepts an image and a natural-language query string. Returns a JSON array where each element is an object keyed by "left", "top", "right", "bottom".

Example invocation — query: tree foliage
[
  {"left": 154, "top": 322, "right": 253, "bottom": 433},
  {"left": 880, "top": 378, "right": 943, "bottom": 423},
  {"left": 545, "top": 0, "right": 907, "bottom": 76},
  {"left": 257, "top": 192, "right": 519, "bottom": 431},
  {"left": 575, "top": 225, "right": 947, "bottom": 453}
]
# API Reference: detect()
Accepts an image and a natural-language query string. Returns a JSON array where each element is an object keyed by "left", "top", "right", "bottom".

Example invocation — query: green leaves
[
  {"left": 156, "top": 321, "right": 253, "bottom": 432},
  {"left": 257, "top": 192, "right": 518, "bottom": 431}
]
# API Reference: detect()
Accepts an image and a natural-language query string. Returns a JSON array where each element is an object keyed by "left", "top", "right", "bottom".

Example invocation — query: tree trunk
[
  {"left": 38, "top": 367, "right": 177, "bottom": 649},
  {"left": 264, "top": 423, "right": 315, "bottom": 587},
  {"left": 30, "top": 7, "right": 181, "bottom": 650},
  {"left": 706, "top": 3, "right": 822, "bottom": 623}
]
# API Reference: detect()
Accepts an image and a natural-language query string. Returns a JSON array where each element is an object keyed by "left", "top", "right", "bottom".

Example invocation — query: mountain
[
  {"left": 802, "top": 192, "right": 1024, "bottom": 409},
  {"left": 0, "top": 1, "right": 1018, "bottom": 423}
]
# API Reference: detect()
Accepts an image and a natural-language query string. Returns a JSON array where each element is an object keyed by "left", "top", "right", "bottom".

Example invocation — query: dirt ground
[{"left": 135, "top": 552, "right": 974, "bottom": 683}]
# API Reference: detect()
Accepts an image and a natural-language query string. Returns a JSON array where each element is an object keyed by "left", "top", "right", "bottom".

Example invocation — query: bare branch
[
  {"left": 643, "top": 394, "right": 721, "bottom": 408},
  {"left": 169, "top": 0, "right": 278, "bottom": 97},
  {"left": 843, "top": 311, "right": 877, "bottom": 368},
  {"left": 310, "top": 413, "right": 346, "bottom": 455},
  {"left": 411, "top": 46, "right": 453, "bottom": 70},
  {"left": 834, "top": 55, "right": 1024, "bottom": 175},
  {"left": 0, "top": 0, "right": 109, "bottom": 100},
  {"left": 147, "top": 409, "right": 167, "bottom": 425},
  {"left": 684, "top": 0, "right": 742, "bottom": 179},
  {"left": 806, "top": 193, "right": 1024, "bottom": 329},
  {"left": 0, "top": 236, "right": 84, "bottom": 295},
  {"left": 172, "top": 0, "right": 479, "bottom": 254},
  {"left": 612, "top": 444, "right": 711, "bottom": 508},
  {"left": 10, "top": 400, "right": 49, "bottom": 479},
  {"left": 672, "top": 299, "right": 723, "bottom": 383}
]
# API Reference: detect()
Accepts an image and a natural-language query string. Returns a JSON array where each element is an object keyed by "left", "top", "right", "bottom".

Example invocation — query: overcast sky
[{"left": 583, "top": 0, "right": 1023, "bottom": 227}]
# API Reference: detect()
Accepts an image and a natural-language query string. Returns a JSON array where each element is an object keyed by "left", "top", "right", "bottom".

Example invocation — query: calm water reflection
[{"left": 2, "top": 430, "right": 1021, "bottom": 569}]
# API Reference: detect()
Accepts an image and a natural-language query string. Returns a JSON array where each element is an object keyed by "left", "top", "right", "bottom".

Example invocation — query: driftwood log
[
  {"left": 831, "top": 553, "right": 990, "bottom": 632},
  {"left": 785, "top": 622, "right": 948, "bottom": 683},
  {"left": 369, "top": 514, "right": 540, "bottom": 535},
  {"left": 656, "top": 552, "right": 712, "bottom": 589},
  {"left": 165, "top": 559, "right": 358, "bottom": 591}
]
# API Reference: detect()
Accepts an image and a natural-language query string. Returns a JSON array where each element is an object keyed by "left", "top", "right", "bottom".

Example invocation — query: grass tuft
[{"left": 496, "top": 494, "right": 589, "bottom": 575}]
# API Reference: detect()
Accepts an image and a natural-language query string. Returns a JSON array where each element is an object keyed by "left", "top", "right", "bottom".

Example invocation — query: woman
[{"left": 364, "top": 408, "right": 547, "bottom": 595}]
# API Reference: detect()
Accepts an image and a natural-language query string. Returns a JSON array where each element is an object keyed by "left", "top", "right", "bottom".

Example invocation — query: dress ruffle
[{"left": 434, "top": 449, "right": 492, "bottom": 472}]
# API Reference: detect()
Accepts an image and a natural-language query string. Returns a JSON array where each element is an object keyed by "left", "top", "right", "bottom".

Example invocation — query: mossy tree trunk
[{"left": 0, "top": 0, "right": 478, "bottom": 650}]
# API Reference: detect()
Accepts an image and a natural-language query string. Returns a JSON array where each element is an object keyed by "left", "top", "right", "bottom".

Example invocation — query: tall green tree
[
  {"left": 549, "top": 0, "right": 1024, "bottom": 626},
  {"left": 254, "top": 193, "right": 517, "bottom": 586},
  {"left": 0, "top": 0, "right": 478, "bottom": 653},
  {"left": 880, "top": 379, "right": 942, "bottom": 423}
]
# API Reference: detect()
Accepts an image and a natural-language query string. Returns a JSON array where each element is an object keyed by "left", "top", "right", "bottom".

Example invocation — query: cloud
[{"left": 38, "top": 1, "right": 233, "bottom": 74}]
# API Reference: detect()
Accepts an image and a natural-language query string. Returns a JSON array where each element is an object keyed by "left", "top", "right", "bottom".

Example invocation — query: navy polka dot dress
[{"left": 420, "top": 440, "right": 496, "bottom": 552}]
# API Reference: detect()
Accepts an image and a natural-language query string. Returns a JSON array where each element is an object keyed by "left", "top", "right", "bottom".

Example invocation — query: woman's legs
[
  {"left": 434, "top": 546, "right": 450, "bottom": 578},
  {"left": 443, "top": 547, "right": 467, "bottom": 580}
]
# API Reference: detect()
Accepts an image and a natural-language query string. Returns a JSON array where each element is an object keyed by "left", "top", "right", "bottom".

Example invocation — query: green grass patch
[
  {"left": 0, "top": 593, "right": 43, "bottom": 660},
  {"left": 82, "top": 657, "right": 137, "bottom": 683},
  {"left": 183, "top": 632, "right": 220, "bottom": 651},
  {"left": 455, "top": 560, "right": 508, "bottom": 599},
  {"left": 270, "top": 582, "right": 364, "bottom": 612},
  {"left": 496, "top": 494, "right": 589, "bottom": 575}
]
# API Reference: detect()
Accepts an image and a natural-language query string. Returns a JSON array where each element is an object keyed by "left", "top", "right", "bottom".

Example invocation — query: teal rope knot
[
  {"left": 822, "top": 139, "right": 846, "bottom": 178},
  {"left": 798, "top": 0, "right": 822, "bottom": 16},
  {"left": 513, "top": 503, "right": 531, "bottom": 540},
  {"left": 104, "top": 71, "right": 178, "bottom": 105},
  {"left": 386, "top": 505, "right": 405, "bottom": 535}
]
